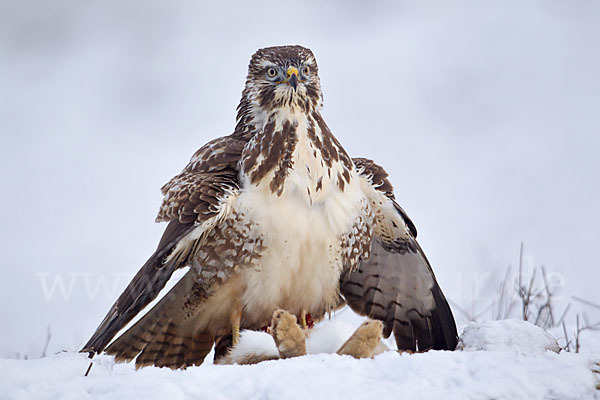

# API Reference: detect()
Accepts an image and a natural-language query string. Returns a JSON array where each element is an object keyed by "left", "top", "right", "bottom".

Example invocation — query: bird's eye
[
  {"left": 267, "top": 67, "right": 277, "bottom": 78},
  {"left": 302, "top": 65, "right": 310, "bottom": 76}
]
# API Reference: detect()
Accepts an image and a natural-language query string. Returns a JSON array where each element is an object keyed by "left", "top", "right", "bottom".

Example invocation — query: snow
[
  {"left": 221, "top": 329, "right": 279, "bottom": 363},
  {"left": 305, "top": 318, "right": 359, "bottom": 355},
  {"left": 1, "top": 319, "right": 598, "bottom": 400},
  {"left": 225, "top": 317, "right": 381, "bottom": 364}
]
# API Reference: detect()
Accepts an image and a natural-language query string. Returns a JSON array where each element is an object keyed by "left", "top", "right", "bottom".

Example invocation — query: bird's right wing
[{"left": 81, "top": 135, "right": 246, "bottom": 356}]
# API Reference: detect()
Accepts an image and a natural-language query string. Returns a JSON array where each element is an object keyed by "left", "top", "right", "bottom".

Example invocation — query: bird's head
[{"left": 237, "top": 45, "right": 323, "bottom": 121}]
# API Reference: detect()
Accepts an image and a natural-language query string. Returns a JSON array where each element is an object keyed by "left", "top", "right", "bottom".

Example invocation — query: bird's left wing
[{"left": 340, "top": 158, "right": 458, "bottom": 352}]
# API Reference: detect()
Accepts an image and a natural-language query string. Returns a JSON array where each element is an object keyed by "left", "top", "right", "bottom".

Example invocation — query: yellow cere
[{"left": 287, "top": 66, "right": 299, "bottom": 79}]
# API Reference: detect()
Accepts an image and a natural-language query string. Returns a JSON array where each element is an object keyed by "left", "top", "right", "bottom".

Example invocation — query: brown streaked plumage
[{"left": 81, "top": 45, "right": 457, "bottom": 369}]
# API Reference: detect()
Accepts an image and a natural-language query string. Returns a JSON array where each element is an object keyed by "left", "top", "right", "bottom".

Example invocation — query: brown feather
[
  {"left": 82, "top": 133, "right": 249, "bottom": 358},
  {"left": 341, "top": 236, "right": 458, "bottom": 352},
  {"left": 105, "top": 272, "right": 217, "bottom": 369}
]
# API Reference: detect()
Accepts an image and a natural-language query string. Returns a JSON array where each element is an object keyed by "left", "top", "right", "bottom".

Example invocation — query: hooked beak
[{"left": 286, "top": 66, "right": 299, "bottom": 91}]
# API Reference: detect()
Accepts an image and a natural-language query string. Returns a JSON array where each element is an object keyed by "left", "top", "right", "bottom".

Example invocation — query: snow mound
[{"left": 458, "top": 319, "right": 561, "bottom": 354}]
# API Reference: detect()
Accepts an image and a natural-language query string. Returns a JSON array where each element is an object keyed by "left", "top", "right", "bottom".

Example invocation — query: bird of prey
[{"left": 82, "top": 45, "right": 458, "bottom": 369}]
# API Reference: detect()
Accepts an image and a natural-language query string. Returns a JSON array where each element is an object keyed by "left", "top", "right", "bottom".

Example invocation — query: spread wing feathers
[
  {"left": 353, "top": 157, "right": 417, "bottom": 237},
  {"left": 105, "top": 272, "right": 214, "bottom": 369},
  {"left": 341, "top": 158, "right": 458, "bottom": 352},
  {"left": 340, "top": 238, "right": 458, "bottom": 351},
  {"left": 157, "top": 135, "right": 245, "bottom": 224},
  {"left": 81, "top": 135, "right": 245, "bottom": 357}
]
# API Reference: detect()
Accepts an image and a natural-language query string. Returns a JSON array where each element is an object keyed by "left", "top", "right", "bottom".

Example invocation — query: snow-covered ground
[{"left": 2, "top": 319, "right": 598, "bottom": 400}]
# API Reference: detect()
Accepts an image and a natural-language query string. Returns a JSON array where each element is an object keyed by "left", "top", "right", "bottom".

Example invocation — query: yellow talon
[
  {"left": 230, "top": 301, "right": 242, "bottom": 346},
  {"left": 300, "top": 310, "right": 308, "bottom": 330},
  {"left": 232, "top": 324, "right": 240, "bottom": 346}
]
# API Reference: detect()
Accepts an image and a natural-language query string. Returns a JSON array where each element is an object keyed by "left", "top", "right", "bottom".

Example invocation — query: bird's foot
[
  {"left": 230, "top": 303, "right": 242, "bottom": 346},
  {"left": 232, "top": 325, "right": 240, "bottom": 346},
  {"left": 299, "top": 309, "right": 308, "bottom": 330}
]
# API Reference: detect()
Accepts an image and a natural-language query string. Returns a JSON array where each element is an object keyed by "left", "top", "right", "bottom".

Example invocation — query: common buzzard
[{"left": 82, "top": 45, "right": 458, "bottom": 369}]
